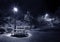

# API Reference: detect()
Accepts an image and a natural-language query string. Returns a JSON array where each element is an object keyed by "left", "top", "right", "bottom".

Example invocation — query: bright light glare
[
  {"left": 45, "top": 13, "right": 49, "bottom": 19},
  {"left": 13, "top": 7, "right": 18, "bottom": 12},
  {"left": 44, "top": 13, "right": 54, "bottom": 21},
  {"left": 45, "top": 18, "right": 54, "bottom": 21},
  {"left": 5, "top": 33, "right": 11, "bottom": 37},
  {"left": 27, "top": 33, "right": 32, "bottom": 38}
]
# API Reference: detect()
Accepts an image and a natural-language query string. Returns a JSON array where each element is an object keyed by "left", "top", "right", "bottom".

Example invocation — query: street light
[
  {"left": 13, "top": 7, "right": 18, "bottom": 13},
  {"left": 12, "top": 7, "right": 18, "bottom": 35}
]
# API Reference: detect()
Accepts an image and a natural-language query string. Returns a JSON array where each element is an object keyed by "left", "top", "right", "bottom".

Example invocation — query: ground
[{"left": 0, "top": 30, "right": 60, "bottom": 42}]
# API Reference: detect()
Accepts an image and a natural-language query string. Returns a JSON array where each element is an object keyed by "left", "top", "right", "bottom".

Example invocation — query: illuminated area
[
  {"left": 44, "top": 13, "right": 54, "bottom": 21},
  {"left": 27, "top": 32, "right": 32, "bottom": 38},
  {"left": 44, "top": 13, "right": 49, "bottom": 19},
  {"left": 6, "top": 33, "right": 11, "bottom": 37},
  {"left": 13, "top": 7, "right": 18, "bottom": 12},
  {"left": 4, "top": 32, "right": 32, "bottom": 38}
]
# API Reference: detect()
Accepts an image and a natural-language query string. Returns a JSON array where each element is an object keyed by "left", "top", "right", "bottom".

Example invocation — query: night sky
[
  {"left": 0, "top": 0, "right": 60, "bottom": 26},
  {"left": 0, "top": 0, "right": 60, "bottom": 17}
]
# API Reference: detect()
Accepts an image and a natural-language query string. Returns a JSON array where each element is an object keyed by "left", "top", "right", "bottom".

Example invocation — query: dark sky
[{"left": 0, "top": 0, "right": 60, "bottom": 17}]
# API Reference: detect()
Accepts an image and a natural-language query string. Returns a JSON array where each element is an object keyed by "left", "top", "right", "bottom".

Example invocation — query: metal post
[{"left": 14, "top": 17, "right": 16, "bottom": 32}]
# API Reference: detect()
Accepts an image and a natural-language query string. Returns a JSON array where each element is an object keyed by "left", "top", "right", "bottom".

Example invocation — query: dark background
[
  {"left": 0, "top": 0, "right": 60, "bottom": 16},
  {"left": 0, "top": 0, "right": 60, "bottom": 26},
  {"left": 0, "top": 1, "right": 60, "bottom": 42}
]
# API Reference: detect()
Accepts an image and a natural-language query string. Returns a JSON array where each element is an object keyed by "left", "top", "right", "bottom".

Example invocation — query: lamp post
[{"left": 13, "top": 7, "right": 18, "bottom": 34}]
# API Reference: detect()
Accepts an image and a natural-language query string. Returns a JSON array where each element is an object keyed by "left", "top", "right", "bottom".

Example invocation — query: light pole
[{"left": 13, "top": 7, "right": 18, "bottom": 34}]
